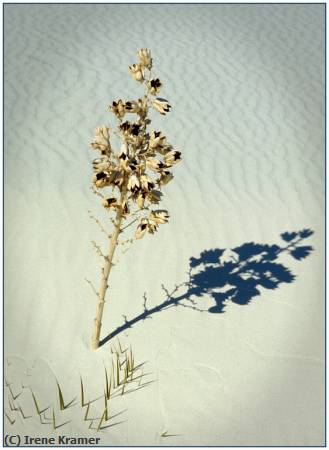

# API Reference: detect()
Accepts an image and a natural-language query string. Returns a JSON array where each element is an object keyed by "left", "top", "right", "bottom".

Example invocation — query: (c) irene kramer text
[{"left": 23, "top": 436, "right": 101, "bottom": 445}]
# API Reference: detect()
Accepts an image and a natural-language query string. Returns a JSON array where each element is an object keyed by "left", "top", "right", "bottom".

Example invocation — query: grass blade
[
  {"left": 56, "top": 379, "right": 76, "bottom": 410},
  {"left": 116, "top": 354, "right": 120, "bottom": 386},
  {"left": 52, "top": 409, "right": 56, "bottom": 429},
  {"left": 56, "top": 380, "right": 65, "bottom": 410},
  {"left": 8, "top": 385, "right": 21, "bottom": 400},
  {"left": 161, "top": 431, "right": 180, "bottom": 438},
  {"left": 97, "top": 410, "right": 105, "bottom": 431},
  {"left": 104, "top": 392, "right": 109, "bottom": 421},
  {"left": 84, "top": 402, "right": 91, "bottom": 421},
  {"left": 99, "top": 420, "right": 125, "bottom": 430},
  {"left": 138, "top": 369, "right": 144, "bottom": 386},
  {"left": 8, "top": 398, "right": 19, "bottom": 412},
  {"left": 112, "top": 360, "right": 116, "bottom": 389},
  {"left": 105, "top": 367, "right": 111, "bottom": 400},
  {"left": 80, "top": 376, "right": 88, "bottom": 407},
  {"left": 18, "top": 406, "right": 32, "bottom": 419},
  {"left": 52, "top": 408, "right": 70, "bottom": 430},
  {"left": 31, "top": 390, "right": 49, "bottom": 415},
  {"left": 5, "top": 411, "right": 15, "bottom": 425},
  {"left": 39, "top": 412, "right": 52, "bottom": 425}
]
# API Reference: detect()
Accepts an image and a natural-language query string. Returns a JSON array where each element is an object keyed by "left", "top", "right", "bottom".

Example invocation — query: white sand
[{"left": 4, "top": 4, "right": 325, "bottom": 446}]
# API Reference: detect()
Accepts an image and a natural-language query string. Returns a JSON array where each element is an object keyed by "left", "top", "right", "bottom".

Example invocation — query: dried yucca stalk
[{"left": 89, "top": 49, "right": 182, "bottom": 350}]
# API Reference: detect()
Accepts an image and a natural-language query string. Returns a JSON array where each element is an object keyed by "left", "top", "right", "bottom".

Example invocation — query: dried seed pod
[
  {"left": 102, "top": 197, "right": 118, "bottom": 208},
  {"left": 127, "top": 174, "right": 140, "bottom": 192},
  {"left": 146, "top": 158, "right": 167, "bottom": 171},
  {"left": 92, "top": 171, "right": 110, "bottom": 188},
  {"left": 137, "top": 193, "right": 146, "bottom": 209},
  {"left": 147, "top": 221, "right": 157, "bottom": 234},
  {"left": 164, "top": 150, "right": 182, "bottom": 166},
  {"left": 112, "top": 171, "right": 125, "bottom": 187},
  {"left": 147, "top": 189, "right": 163, "bottom": 204},
  {"left": 149, "top": 131, "right": 166, "bottom": 149},
  {"left": 93, "top": 157, "right": 112, "bottom": 172},
  {"left": 138, "top": 48, "right": 152, "bottom": 69},
  {"left": 135, "top": 219, "right": 148, "bottom": 239},
  {"left": 135, "top": 218, "right": 157, "bottom": 239},
  {"left": 140, "top": 174, "right": 155, "bottom": 191},
  {"left": 153, "top": 98, "right": 171, "bottom": 115},
  {"left": 149, "top": 210, "right": 169, "bottom": 224},
  {"left": 118, "top": 144, "right": 129, "bottom": 170},
  {"left": 129, "top": 63, "right": 144, "bottom": 82},
  {"left": 147, "top": 78, "right": 162, "bottom": 95},
  {"left": 158, "top": 170, "right": 174, "bottom": 185},
  {"left": 91, "top": 125, "right": 111, "bottom": 153},
  {"left": 124, "top": 100, "right": 140, "bottom": 113},
  {"left": 121, "top": 200, "right": 130, "bottom": 216},
  {"left": 136, "top": 97, "right": 148, "bottom": 119},
  {"left": 108, "top": 100, "right": 126, "bottom": 118}
]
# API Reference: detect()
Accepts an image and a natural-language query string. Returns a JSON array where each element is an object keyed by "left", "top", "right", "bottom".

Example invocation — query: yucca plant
[{"left": 89, "top": 49, "right": 182, "bottom": 350}]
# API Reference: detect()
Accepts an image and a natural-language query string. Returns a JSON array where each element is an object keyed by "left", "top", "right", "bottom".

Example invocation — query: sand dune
[{"left": 4, "top": 4, "right": 324, "bottom": 445}]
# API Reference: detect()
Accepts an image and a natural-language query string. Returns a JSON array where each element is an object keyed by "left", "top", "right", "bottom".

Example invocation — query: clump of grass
[
  {"left": 107, "top": 340, "right": 143, "bottom": 394},
  {"left": 4, "top": 341, "right": 150, "bottom": 432},
  {"left": 88, "top": 49, "right": 182, "bottom": 350}
]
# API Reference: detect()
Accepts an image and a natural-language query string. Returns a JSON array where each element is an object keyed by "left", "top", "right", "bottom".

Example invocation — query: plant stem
[{"left": 91, "top": 195, "right": 125, "bottom": 350}]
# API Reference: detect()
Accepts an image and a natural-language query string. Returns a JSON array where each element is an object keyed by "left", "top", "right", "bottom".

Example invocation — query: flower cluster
[{"left": 90, "top": 49, "right": 182, "bottom": 239}]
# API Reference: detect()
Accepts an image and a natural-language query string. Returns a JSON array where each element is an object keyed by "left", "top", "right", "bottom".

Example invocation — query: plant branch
[
  {"left": 85, "top": 278, "right": 99, "bottom": 298},
  {"left": 120, "top": 217, "right": 139, "bottom": 232},
  {"left": 90, "top": 185, "right": 105, "bottom": 199},
  {"left": 91, "top": 240, "right": 108, "bottom": 261},
  {"left": 88, "top": 211, "right": 111, "bottom": 239}
]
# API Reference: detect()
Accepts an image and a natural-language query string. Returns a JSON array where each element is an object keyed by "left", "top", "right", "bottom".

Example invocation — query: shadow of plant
[{"left": 100, "top": 229, "right": 313, "bottom": 346}]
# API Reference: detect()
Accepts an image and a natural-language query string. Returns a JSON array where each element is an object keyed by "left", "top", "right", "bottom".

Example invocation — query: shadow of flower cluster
[
  {"left": 100, "top": 229, "right": 313, "bottom": 346},
  {"left": 188, "top": 229, "right": 313, "bottom": 313}
]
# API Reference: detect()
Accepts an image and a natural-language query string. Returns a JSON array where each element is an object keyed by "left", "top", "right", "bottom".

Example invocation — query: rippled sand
[{"left": 4, "top": 4, "right": 325, "bottom": 445}]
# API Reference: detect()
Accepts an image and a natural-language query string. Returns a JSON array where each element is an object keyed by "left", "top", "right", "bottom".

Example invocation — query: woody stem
[{"left": 91, "top": 191, "right": 127, "bottom": 350}]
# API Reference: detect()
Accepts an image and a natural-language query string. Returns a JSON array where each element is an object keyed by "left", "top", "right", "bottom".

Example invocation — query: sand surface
[{"left": 4, "top": 4, "right": 325, "bottom": 446}]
